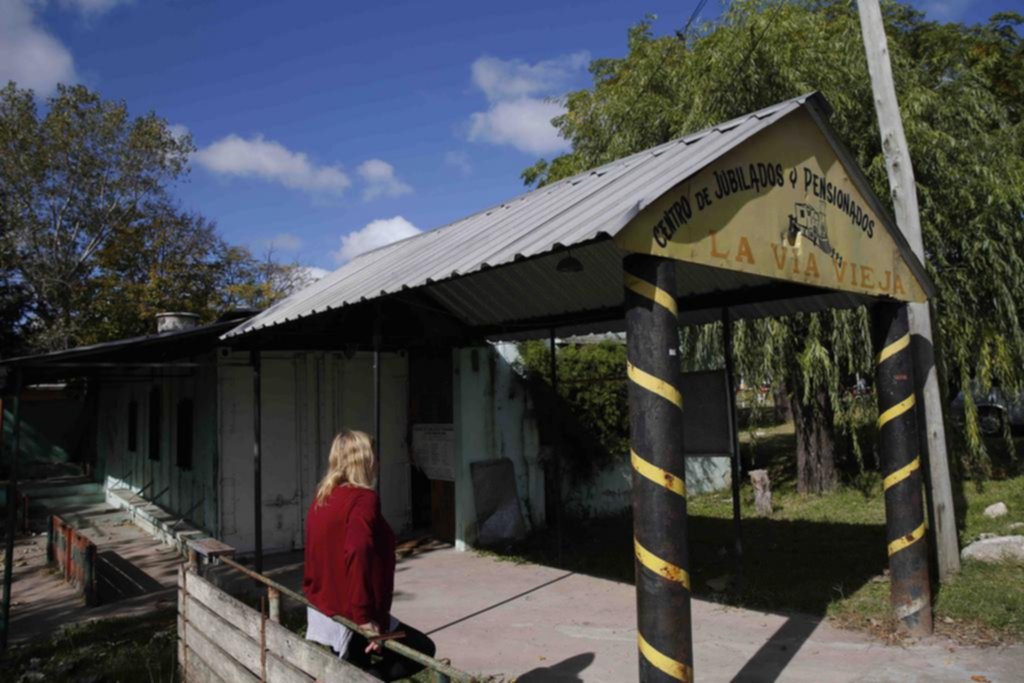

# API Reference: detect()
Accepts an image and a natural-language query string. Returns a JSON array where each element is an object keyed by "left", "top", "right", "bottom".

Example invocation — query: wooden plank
[
  {"left": 186, "top": 645, "right": 227, "bottom": 683},
  {"left": 184, "top": 570, "right": 262, "bottom": 640},
  {"left": 266, "top": 653, "right": 316, "bottom": 683},
  {"left": 265, "top": 619, "right": 379, "bottom": 683},
  {"left": 186, "top": 595, "right": 262, "bottom": 676},
  {"left": 184, "top": 616, "right": 259, "bottom": 683}
]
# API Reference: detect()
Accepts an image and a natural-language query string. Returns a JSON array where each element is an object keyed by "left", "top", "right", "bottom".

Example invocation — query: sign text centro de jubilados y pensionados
[{"left": 615, "top": 108, "right": 927, "bottom": 303}]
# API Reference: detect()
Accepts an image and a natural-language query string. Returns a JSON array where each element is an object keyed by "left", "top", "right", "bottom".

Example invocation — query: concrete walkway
[
  {"left": 392, "top": 550, "right": 1023, "bottom": 682},
  {"left": 246, "top": 546, "right": 1024, "bottom": 682}
]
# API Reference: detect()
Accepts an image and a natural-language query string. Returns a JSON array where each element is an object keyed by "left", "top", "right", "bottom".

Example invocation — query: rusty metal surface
[{"left": 48, "top": 514, "right": 99, "bottom": 606}]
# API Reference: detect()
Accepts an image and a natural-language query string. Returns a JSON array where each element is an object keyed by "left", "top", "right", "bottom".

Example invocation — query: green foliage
[
  {"left": 524, "top": 1, "right": 1024, "bottom": 482},
  {"left": 0, "top": 82, "right": 306, "bottom": 352},
  {"left": 518, "top": 340, "right": 629, "bottom": 478}
]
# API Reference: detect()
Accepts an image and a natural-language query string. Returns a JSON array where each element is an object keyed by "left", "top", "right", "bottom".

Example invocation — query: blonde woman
[{"left": 303, "top": 430, "right": 435, "bottom": 680}]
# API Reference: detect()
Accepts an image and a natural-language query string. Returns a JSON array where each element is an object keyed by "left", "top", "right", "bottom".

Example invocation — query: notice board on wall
[
  {"left": 412, "top": 423, "right": 455, "bottom": 482},
  {"left": 680, "top": 370, "right": 733, "bottom": 456}
]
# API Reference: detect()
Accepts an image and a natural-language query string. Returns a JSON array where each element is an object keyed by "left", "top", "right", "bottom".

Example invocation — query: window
[
  {"left": 127, "top": 400, "right": 138, "bottom": 453},
  {"left": 176, "top": 398, "right": 194, "bottom": 471},
  {"left": 148, "top": 387, "right": 161, "bottom": 461}
]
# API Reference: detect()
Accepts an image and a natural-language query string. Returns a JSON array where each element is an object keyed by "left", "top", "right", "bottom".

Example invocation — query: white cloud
[
  {"left": 471, "top": 52, "right": 589, "bottom": 102},
  {"left": 303, "top": 266, "right": 329, "bottom": 281},
  {"left": 357, "top": 159, "right": 412, "bottom": 201},
  {"left": 267, "top": 232, "right": 303, "bottom": 252},
  {"left": 0, "top": 0, "right": 77, "bottom": 95},
  {"left": 194, "top": 134, "right": 350, "bottom": 194},
  {"left": 466, "top": 52, "right": 587, "bottom": 156},
  {"left": 920, "top": 0, "right": 973, "bottom": 21},
  {"left": 59, "top": 0, "right": 132, "bottom": 17},
  {"left": 444, "top": 151, "right": 472, "bottom": 176},
  {"left": 468, "top": 98, "right": 570, "bottom": 156},
  {"left": 333, "top": 216, "right": 421, "bottom": 263},
  {"left": 168, "top": 123, "right": 190, "bottom": 140}
]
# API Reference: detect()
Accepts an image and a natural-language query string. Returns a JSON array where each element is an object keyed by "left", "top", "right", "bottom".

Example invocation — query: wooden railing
[{"left": 179, "top": 539, "right": 477, "bottom": 683}]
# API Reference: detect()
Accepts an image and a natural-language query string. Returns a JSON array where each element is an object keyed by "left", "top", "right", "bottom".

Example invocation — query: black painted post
[
  {"left": 722, "top": 308, "right": 743, "bottom": 566},
  {"left": 1, "top": 370, "right": 24, "bottom": 651},
  {"left": 873, "top": 302, "right": 932, "bottom": 635},
  {"left": 624, "top": 255, "right": 692, "bottom": 682},
  {"left": 251, "top": 350, "right": 263, "bottom": 575},
  {"left": 373, "top": 311, "right": 382, "bottom": 494},
  {"left": 549, "top": 328, "right": 563, "bottom": 566}
]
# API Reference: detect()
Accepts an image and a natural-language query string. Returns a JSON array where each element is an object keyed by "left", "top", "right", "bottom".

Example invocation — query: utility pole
[{"left": 858, "top": 0, "right": 960, "bottom": 580}]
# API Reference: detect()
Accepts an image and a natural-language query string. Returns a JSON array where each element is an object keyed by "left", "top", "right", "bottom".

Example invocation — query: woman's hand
[{"left": 360, "top": 622, "right": 382, "bottom": 654}]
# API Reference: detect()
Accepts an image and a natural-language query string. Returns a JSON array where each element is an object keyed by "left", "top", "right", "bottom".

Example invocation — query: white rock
[
  {"left": 960, "top": 535, "right": 1024, "bottom": 563},
  {"left": 1008, "top": 522, "right": 1024, "bottom": 531},
  {"left": 984, "top": 502, "right": 1008, "bottom": 518}
]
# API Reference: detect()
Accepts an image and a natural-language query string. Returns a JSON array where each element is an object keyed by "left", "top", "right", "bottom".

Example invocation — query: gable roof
[{"left": 225, "top": 93, "right": 932, "bottom": 340}]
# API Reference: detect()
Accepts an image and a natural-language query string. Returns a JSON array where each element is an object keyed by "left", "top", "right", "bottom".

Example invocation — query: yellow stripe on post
[
  {"left": 631, "top": 449, "right": 686, "bottom": 497},
  {"left": 627, "top": 361, "right": 683, "bottom": 410},
  {"left": 634, "top": 538, "right": 691, "bottom": 589},
  {"left": 638, "top": 632, "right": 692, "bottom": 682},
  {"left": 878, "top": 394, "right": 916, "bottom": 429},
  {"left": 883, "top": 456, "right": 921, "bottom": 491},
  {"left": 888, "top": 523, "right": 926, "bottom": 556},
  {"left": 625, "top": 274, "right": 679, "bottom": 317},
  {"left": 876, "top": 332, "right": 911, "bottom": 365}
]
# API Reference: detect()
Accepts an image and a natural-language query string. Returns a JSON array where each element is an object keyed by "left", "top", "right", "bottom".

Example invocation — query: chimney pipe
[{"left": 156, "top": 312, "right": 200, "bottom": 334}]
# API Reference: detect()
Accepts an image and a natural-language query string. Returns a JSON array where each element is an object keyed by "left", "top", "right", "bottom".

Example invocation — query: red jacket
[{"left": 303, "top": 486, "right": 396, "bottom": 628}]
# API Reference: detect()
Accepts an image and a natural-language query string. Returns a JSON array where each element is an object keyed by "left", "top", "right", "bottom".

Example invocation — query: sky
[{"left": 2, "top": 0, "right": 1017, "bottom": 277}]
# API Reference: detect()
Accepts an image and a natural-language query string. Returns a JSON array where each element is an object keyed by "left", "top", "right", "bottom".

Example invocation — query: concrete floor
[
  {"left": 245, "top": 546, "right": 1024, "bottom": 682},
  {"left": 7, "top": 513, "right": 1023, "bottom": 681}
]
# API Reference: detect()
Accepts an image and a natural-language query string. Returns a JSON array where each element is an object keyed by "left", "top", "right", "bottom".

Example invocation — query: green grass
[
  {"left": 0, "top": 609, "right": 178, "bottom": 682},
  {"left": 489, "top": 423, "right": 1024, "bottom": 644}
]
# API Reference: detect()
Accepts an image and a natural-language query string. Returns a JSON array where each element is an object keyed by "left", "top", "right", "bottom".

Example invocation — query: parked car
[{"left": 950, "top": 383, "right": 1024, "bottom": 435}]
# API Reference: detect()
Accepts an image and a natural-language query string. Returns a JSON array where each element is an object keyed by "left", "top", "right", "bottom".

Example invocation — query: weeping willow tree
[{"left": 525, "top": 1, "right": 1024, "bottom": 490}]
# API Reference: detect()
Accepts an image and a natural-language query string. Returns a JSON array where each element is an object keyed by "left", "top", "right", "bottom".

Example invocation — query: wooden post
[
  {"left": 267, "top": 587, "right": 280, "bottom": 623},
  {"left": 625, "top": 255, "right": 692, "bottom": 682},
  {"left": 858, "top": 0, "right": 960, "bottom": 581}
]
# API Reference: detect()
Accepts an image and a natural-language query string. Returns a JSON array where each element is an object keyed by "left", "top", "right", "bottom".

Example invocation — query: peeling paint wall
[
  {"left": 98, "top": 355, "right": 219, "bottom": 534},
  {"left": 218, "top": 350, "right": 410, "bottom": 555},
  {"left": 453, "top": 345, "right": 544, "bottom": 551}
]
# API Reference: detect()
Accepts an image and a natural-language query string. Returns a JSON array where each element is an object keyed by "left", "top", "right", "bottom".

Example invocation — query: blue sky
[{"left": 2, "top": 0, "right": 1016, "bottom": 276}]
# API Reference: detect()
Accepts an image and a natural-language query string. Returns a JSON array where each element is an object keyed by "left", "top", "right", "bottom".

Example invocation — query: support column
[
  {"left": 873, "top": 302, "right": 932, "bottom": 635},
  {"left": 624, "top": 255, "right": 692, "bottom": 682},
  {"left": 1, "top": 370, "right": 24, "bottom": 651},
  {"left": 722, "top": 308, "right": 743, "bottom": 566},
  {"left": 251, "top": 350, "right": 263, "bottom": 575},
  {"left": 373, "top": 309, "right": 382, "bottom": 494}
]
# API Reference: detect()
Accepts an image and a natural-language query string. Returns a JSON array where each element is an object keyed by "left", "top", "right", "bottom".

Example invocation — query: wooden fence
[
  {"left": 177, "top": 565, "right": 382, "bottom": 682},
  {"left": 47, "top": 514, "right": 98, "bottom": 606}
]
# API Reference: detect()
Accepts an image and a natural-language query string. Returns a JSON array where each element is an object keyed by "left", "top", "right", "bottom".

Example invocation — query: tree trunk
[{"left": 792, "top": 387, "right": 838, "bottom": 494}]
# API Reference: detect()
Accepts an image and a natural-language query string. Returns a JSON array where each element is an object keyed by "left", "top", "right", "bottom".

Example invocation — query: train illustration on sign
[{"left": 788, "top": 202, "right": 841, "bottom": 265}]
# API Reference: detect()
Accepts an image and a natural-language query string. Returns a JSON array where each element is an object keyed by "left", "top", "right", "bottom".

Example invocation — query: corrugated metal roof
[{"left": 224, "top": 94, "right": 823, "bottom": 340}]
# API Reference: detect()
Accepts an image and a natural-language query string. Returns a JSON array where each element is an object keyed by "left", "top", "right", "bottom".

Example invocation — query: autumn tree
[
  {"left": 526, "top": 1, "right": 1024, "bottom": 489},
  {"left": 0, "top": 82, "right": 308, "bottom": 352}
]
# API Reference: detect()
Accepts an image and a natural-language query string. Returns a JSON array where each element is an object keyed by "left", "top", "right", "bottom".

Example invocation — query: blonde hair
[{"left": 315, "top": 430, "right": 377, "bottom": 505}]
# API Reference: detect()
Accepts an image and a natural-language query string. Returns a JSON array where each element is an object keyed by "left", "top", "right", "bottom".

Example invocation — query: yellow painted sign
[{"left": 615, "top": 109, "right": 927, "bottom": 302}]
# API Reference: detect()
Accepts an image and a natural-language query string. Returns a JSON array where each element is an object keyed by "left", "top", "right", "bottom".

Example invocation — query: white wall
[{"left": 218, "top": 350, "right": 411, "bottom": 555}]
